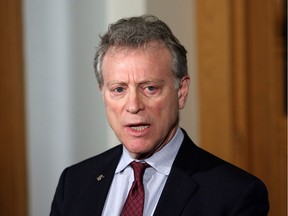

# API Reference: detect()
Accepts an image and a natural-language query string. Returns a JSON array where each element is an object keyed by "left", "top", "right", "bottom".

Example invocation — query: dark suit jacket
[{"left": 50, "top": 129, "right": 269, "bottom": 216}]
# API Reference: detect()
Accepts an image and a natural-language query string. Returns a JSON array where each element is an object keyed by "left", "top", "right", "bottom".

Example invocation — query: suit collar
[
  {"left": 153, "top": 129, "right": 199, "bottom": 215},
  {"left": 80, "top": 145, "right": 123, "bottom": 216}
]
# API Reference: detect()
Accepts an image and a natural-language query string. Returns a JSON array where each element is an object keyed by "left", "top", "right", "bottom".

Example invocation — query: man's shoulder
[
  {"left": 168, "top": 130, "right": 269, "bottom": 215},
  {"left": 180, "top": 130, "right": 262, "bottom": 189},
  {"left": 178, "top": 129, "right": 263, "bottom": 184},
  {"left": 65, "top": 144, "right": 122, "bottom": 175}
]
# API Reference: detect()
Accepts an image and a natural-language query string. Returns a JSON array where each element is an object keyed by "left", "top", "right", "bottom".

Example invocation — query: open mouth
[{"left": 130, "top": 125, "right": 150, "bottom": 131}]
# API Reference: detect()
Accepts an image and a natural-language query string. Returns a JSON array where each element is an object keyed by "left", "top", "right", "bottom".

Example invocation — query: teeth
[{"left": 130, "top": 125, "right": 149, "bottom": 131}]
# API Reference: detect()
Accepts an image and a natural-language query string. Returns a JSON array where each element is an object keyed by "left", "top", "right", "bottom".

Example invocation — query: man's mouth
[{"left": 130, "top": 125, "right": 150, "bottom": 131}]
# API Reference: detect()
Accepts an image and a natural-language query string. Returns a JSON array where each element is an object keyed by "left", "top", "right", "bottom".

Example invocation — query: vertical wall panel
[
  {"left": 195, "top": 0, "right": 235, "bottom": 161},
  {"left": 196, "top": 0, "right": 287, "bottom": 215},
  {"left": 230, "top": 0, "right": 250, "bottom": 170},
  {"left": 246, "top": 0, "right": 287, "bottom": 215},
  {"left": 0, "top": 0, "right": 28, "bottom": 216}
]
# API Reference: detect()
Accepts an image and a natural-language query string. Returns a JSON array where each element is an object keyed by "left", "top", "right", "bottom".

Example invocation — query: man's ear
[{"left": 178, "top": 76, "right": 190, "bottom": 110}]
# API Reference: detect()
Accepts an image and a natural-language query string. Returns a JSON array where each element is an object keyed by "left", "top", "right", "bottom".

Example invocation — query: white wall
[
  {"left": 23, "top": 1, "right": 196, "bottom": 215},
  {"left": 23, "top": 1, "right": 108, "bottom": 215}
]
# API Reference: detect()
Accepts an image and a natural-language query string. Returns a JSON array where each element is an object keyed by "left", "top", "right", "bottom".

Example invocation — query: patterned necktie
[{"left": 120, "top": 161, "right": 149, "bottom": 216}]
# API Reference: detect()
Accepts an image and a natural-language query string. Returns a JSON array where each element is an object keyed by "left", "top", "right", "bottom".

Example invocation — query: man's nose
[{"left": 126, "top": 90, "right": 144, "bottom": 114}]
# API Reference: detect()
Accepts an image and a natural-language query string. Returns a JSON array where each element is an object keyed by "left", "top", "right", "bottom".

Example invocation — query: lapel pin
[{"left": 96, "top": 174, "right": 105, "bottom": 181}]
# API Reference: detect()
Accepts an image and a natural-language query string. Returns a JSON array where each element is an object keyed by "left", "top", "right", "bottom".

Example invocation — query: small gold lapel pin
[{"left": 96, "top": 174, "right": 105, "bottom": 181}]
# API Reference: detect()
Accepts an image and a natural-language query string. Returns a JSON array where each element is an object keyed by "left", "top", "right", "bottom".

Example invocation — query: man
[{"left": 50, "top": 15, "right": 269, "bottom": 216}]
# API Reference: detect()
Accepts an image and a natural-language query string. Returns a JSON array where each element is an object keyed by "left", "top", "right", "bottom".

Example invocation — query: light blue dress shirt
[{"left": 102, "top": 128, "right": 184, "bottom": 216}]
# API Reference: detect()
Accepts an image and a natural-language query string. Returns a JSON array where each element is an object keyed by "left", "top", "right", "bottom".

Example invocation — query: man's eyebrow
[
  {"left": 138, "top": 79, "right": 165, "bottom": 85},
  {"left": 106, "top": 81, "right": 126, "bottom": 86},
  {"left": 106, "top": 79, "right": 165, "bottom": 86}
]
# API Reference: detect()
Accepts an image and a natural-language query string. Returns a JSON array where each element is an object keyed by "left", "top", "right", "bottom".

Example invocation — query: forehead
[
  {"left": 101, "top": 42, "right": 175, "bottom": 86},
  {"left": 104, "top": 42, "right": 171, "bottom": 68},
  {"left": 104, "top": 41, "right": 171, "bottom": 60}
]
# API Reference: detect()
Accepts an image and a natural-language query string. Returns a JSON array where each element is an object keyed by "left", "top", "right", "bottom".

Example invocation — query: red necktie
[{"left": 120, "top": 161, "right": 149, "bottom": 216}]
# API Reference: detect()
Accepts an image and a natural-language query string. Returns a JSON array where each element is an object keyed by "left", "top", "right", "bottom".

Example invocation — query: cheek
[
  {"left": 150, "top": 97, "right": 178, "bottom": 118},
  {"left": 104, "top": 98, "right": 121, "bottom": 121}
]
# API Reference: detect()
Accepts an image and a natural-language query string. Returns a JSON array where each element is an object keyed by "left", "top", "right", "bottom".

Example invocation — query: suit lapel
[
  {"left": 153, "top": 129, "right": 199, "bottom": 216},
  {"left": 153, "top": 167, "right": 197, "bottom": 215},
  {"left": 86, "top": 166, "right": 117, "bottom": 216},
  {"left": 78, "top": 146, "right": 122, "bottom": 216}
]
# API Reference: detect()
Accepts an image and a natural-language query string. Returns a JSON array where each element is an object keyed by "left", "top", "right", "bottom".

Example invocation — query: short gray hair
[{"left": 94, "top": 15, "right": 188, "bottom": 87}]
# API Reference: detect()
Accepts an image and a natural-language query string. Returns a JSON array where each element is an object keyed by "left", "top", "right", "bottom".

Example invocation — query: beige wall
[{"left": 147, "top": 0, "right": 199, "bottom": 143}]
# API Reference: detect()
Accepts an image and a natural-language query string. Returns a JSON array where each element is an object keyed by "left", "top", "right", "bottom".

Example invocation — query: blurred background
[{"left": 0, "top": 0, "right": 286, "bottom": 215}]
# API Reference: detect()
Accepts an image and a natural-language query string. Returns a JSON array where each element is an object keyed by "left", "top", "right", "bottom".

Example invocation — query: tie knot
[{"left": 130, "top": 161, "right": 149, "bottom": 182}]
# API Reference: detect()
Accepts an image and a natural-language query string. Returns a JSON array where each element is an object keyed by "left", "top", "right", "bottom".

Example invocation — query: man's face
[{"left": 101, "top": 43, "right": 190, "bottom": 159}]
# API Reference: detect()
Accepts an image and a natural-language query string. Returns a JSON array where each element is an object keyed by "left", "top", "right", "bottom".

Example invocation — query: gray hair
[{"left": 94, "top": 15, "right": 188, "bottom": 87}]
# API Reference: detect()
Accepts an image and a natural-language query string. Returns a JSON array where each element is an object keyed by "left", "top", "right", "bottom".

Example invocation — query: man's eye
[
  {"left": 147, "top": 86, "right": 156, "bottom": 91},
  {"left": 113, "top": 87, "right": 124, "bottom": 93}
]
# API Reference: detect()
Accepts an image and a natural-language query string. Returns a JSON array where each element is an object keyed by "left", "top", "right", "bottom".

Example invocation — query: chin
[{"left": 129, "top": 146, "right": 156, "bottom": 159}]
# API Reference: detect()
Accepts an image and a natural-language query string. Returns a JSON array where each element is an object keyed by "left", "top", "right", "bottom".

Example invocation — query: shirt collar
[{"left": 115, "top": 128, "right": 184, "bottom": 176}]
